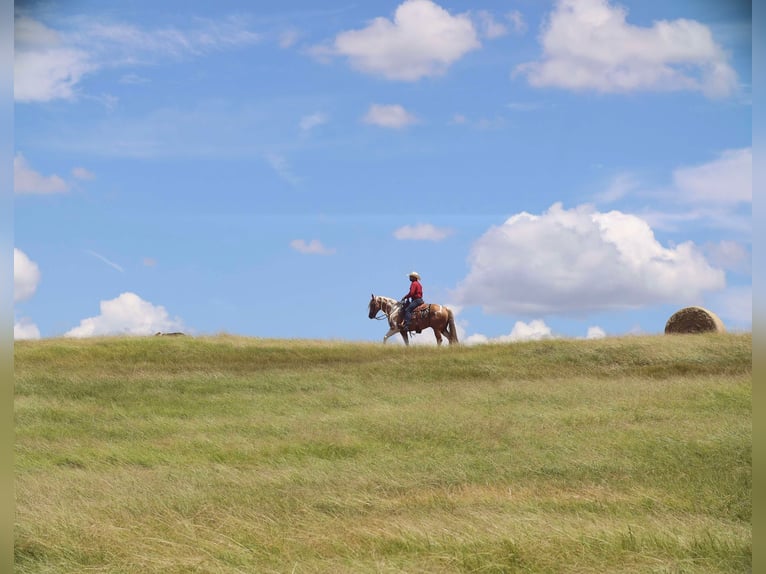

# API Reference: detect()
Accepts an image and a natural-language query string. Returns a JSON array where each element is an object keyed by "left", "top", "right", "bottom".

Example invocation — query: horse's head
[{"left": 368, "top": 294, "right": 380, "bottom": 319}]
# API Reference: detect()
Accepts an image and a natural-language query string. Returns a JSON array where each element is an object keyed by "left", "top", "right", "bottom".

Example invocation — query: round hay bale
[{"left": 664, "top": 306, "right": 725, "bottom": 334}]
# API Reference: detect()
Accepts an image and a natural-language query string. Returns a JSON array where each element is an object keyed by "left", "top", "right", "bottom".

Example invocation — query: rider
[{"left": 400, "top": 271, "right": 424, "bottom": 331}]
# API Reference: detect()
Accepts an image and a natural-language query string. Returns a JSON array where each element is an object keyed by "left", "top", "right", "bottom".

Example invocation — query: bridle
[{"left": 370, "top": 297, "right": 390, "bottom": 321}]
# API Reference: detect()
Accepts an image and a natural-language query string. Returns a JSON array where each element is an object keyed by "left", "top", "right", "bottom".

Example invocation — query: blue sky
[{"left": 13, "top": 0, "right": 752, "bottom": 344}]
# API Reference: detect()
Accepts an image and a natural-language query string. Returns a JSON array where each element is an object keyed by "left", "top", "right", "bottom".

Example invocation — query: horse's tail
[{"left": 447, "top": 308, "right": 459, "bottom": 344}]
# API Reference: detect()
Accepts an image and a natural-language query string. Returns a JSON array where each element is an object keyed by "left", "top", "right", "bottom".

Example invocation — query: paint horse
[{"left": 368, "top": 294, "right": 459, "bottom": 346}]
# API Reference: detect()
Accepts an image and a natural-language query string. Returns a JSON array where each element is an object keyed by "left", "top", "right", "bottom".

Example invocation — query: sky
[{"left": 12, "top": 0, "right": 752, "bottom": 344}]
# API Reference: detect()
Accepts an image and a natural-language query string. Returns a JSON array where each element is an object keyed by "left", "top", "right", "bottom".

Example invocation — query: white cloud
[
  {"left": 449, "top": 113, "right": 505, "bottom": 130},
  {"left": 703, "top": 240, "right": 750, "bottom": 274},
  {"left": 290, "top": 239, "right": 336, "bottom": 255},
  {"left": 673, "top": 148, "right": 751, "bottom": 204},
  {"left": 504, "top": 319, "right": 554, "bottom": 341},
  {"left": 476, "top": 11, "right": 508, "bottom": 39},
  {"left": 463, "top": 333, "right": 490, "bottom": 345},
  {"left": 14, "top": 318, "right": 41, "bottom": 340},
  {"left": 279, "top": 28, "right": 300, "bottom": 49},
  {"left": 299, "top": 112, "right": 328, "bottom": 131},
  {"left": 707, "top": 285, "right": 751, "bottom": 327},
  {"left": 453, "top": 203, "right": 725, "bottom": 315},
  {"left": 265, "top": 153, "right": 301, "bottom": 185},
  {"left": 69, "top": 14, "right": 261, "bottom": 59},
  {"left": 586, "top": 326, "right": 606, "bottom": 339},
  {"left": 14, "top": 248, "right": 41, "bottom": 303},
  {"left": 318, "top": 0, "right": 480, "bottom": 81},
  {"left": 363, "top": 104, "right": 418, "bottom": 128},
  {"left": 72, "top": 166, "right": 95, "bottom": 180},
  {"left": 65, "top": 292, "right": 184, "bottom": 337},
  {"left": 14, "top": 153, "right": 69, "bottom": 194},
  {"left": 119, "top": 73, "right": 149, "bottom": 84},
  {"left": 394, "top": 223, "right": 453, "bottom": 241},
  {"left": 641, "top": 207, "right": 750, "bottom": 235},
  {"left": 597, "top": 149, "right": 752, "bottom": 233},
  {"left": 506, "top": 101, "right": 543, "bottom": 112},
  {"left": 464, "top": 319, "right": 555, "bottom": 345},
  {"left": 506, "top": 10, "right": 527, "bottom": 35},
  {"left": 517, "top": 0, "right": 738, "bottom": 98},
  {"left": 14, "top": 16, "right": 94, "bottom": 102},
  {"left": 597, "top": 172, "right": 640, "bottom": 203},
  {"left": 15, "top": 13, "right": 260, "bottom": 103}
]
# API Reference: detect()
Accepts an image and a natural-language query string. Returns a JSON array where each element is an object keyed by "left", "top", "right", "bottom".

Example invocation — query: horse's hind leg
[{"left": 434, "top": 329, "right": 443, "bottom": 346}]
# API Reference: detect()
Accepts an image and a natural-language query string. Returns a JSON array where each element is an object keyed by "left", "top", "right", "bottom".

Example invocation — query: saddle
[{"left": 399, "top": 303, "right": 430, "bottom": 333}]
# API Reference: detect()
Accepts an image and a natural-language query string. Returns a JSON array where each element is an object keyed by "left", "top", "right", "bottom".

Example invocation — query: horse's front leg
[
  {"left": 383, "top": 326, "right": 398, "bottom": 343},
  {"left": 400, "top": 329, "right": 409, "bottom": 346}
]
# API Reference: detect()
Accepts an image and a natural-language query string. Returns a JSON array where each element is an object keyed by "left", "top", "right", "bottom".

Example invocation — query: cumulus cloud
[
  {"left": 453, "top": 203, "right": 725, "bottom": 315},
  {"left": 464, "top": 319, "right": 555, "bottom": 345},
  {"left": 14, "top": 153, "right": 69, "bottom": 194},
  {"left": 290, "top": 239, "right": 336, "bottom": 255},
  {"left": 14, "top": 248, "right": 42, "bottom": 340},
  {"left": 14, "top": 318, "right": 41, "bottom": 340},
  {"left": 516, "top": 0, "right": 738, "bottom": 98},
  {"left": 673, "top": 148, "right": 751, "bottom": 204},
  {"left": 65, "top": 292, "right": 184, "bottom": 337},
  {"left": 316, "top": 0, "right": 480, "bottom": 81},
  {"left": 586, "top": 326, "right": 606, "bottom": 339},
  {"left": 363, "top": 104, "right": 418, "bottom": 128},
  {"left": 14, "top": 16, "right": 94, "bottom": 102},
  {"left": 14, "top": 248, "right": 41, "bottom": 303},
  {"left": 504, "top": 319, "right": 554, "bottom": 341},
  {"left": 394, "top": 223, "right": 454, "bottom": 241}
]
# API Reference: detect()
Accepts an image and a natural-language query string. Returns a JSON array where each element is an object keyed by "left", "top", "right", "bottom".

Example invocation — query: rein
[{"left": 372, "top": 297, "right": 398, "bottom": 321}]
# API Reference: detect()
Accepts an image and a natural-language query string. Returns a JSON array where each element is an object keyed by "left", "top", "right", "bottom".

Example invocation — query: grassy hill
[{"left": 14, "top": 333, "right": 751, "bottom": 573}]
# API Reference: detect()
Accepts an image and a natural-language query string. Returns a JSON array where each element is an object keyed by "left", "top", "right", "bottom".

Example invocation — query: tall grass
[{"left": 15, "top": 333, "right": 751, "bottom": 573}]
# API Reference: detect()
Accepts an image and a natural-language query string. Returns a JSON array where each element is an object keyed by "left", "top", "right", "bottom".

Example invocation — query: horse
[{"left": 368, "top": 294, "right": 459, "bottom": 346}]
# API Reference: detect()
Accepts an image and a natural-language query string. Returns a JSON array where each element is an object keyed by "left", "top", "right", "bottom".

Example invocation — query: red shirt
[{"left": 406, "top": 280, "right": 423, "bottom": 300}]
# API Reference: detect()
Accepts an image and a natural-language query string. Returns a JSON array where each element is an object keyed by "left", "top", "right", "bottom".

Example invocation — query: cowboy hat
[{"left": 408, "top": 271, "right": 421, "bottom": 280}]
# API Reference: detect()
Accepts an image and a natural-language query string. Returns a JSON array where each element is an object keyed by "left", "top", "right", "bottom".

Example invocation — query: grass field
[{"left": 14, "top": 333, "right": 751, "bottom": 573}]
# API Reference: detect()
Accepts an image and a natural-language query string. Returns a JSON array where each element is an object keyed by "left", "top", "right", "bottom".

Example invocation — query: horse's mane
[{"left": 374, "top": 296, "right": 402, "bottom": 326}]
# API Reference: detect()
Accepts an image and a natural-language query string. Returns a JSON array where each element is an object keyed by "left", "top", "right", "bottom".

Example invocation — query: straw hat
[{"left": 408, "top": 271, "right": 421, "bottom": 280}]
